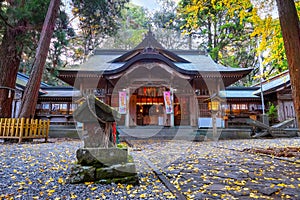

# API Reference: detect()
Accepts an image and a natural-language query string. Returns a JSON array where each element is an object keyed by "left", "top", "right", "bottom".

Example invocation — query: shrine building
[{"left": 56, "top": 31, "right": 254, "bottom": 127}]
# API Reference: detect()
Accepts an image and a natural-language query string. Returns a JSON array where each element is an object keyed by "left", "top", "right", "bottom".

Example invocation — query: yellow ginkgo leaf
[
  {"left": 90, "top": 187, "right": 97, "bottom": 191},
  {"left": 48, "top": 189, "right": 55, "bottom": 196},
  {"left": 249, "top": 193, "right": 259, "bottom": 199},
  {"left": 139, "top": 193, "right": 147, "bottom": 198},
  {"left": 126, "top": 184, "right": 133, "bottom": 190},
  {"left": 58, "top": 178, "right": 64, "bottom": 184},
  {"left": 287, "top": 184, "right": 295, "bottom": 189},
  {"left": 277, "top": 183, "right": 286, "bottom": 187}
]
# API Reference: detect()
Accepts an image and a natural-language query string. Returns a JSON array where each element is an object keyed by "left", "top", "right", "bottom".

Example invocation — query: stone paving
[
  {"left": 0, "top": 138, "right": 300, "bottom": 199},
  {"left": 131, "top": 138, "right": 300, "bottom": 199}
]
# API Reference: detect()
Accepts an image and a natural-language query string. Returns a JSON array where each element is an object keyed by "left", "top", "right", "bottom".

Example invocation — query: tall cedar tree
[
  {"left": 18, "top": 0, "right": 60, "bottom": 118},
  {"left": 276, "top": 0, "right": 300, "bottom": 129},
  {"left": 0, "top": 1, "right": 49, "bottom": 118},
  {"left": 0, "top": 23, "right": 24, "bottom": 117}
]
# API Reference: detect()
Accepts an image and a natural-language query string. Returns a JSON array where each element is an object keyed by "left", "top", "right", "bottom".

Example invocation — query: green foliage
[
  {"left": 267, "top": 102, "right": 278, "bottom": 123},
  {"left": 121, "top": 3, "right": 148, "bottom": 29},
  {"left": 102, "top": 3, "right": 149, "bottom": 49},
  {"left": 44, "top": 9, "right": 75, "bottom": 85},
  {"left": 151, "top": 0, "right": 192, "bottom": 49},
  {"left": 18, "top": 5, "right": 75, "bottom": 86},
  {"left": 252, "top": 1, "right": 300, "bottom": 79},
  {"left": 119, "top": 29, "right": 148, "bottom": 49},
  {"left": 104, "top": 0, "right": 190, "bottom": 50},
  {"left": 0, "top": 0, "right": 69, "bottom": 87},
  {"left": 127, "top": 155, "right": 134, "bottom": 163},
  {"left": 117, "top": 143, "right": 128, "bottom": 149},
  {"left": 72, "top": 0, "right": 126, "bottom": 36},
  {"left": 1, "top": 0, "right": 48, "bottom": 26},
  {"left": 71, "top": 0, "right": 129, "bottom": 59},
  {"left": 177, "top": 0, "right": 258, "bottom": 75},
  {"left": 2, "top": 0, "right": 128, "bottom": 85},
  {"left": 179, "top": 0, "right": 256, "bottom": 61},
  {"left": 0, "top": 0, "right": 51, "bottom": 53},
  {"left": 152, "top": 0, "right": 178, "bottom": 29}
]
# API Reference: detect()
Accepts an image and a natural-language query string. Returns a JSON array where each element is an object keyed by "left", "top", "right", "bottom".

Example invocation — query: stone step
[
  {"left": 118, "top": 127, "right": 253, "bottom": 140},
  {"left": 49, "top": 125, "right": 80, "bottom": 139}
]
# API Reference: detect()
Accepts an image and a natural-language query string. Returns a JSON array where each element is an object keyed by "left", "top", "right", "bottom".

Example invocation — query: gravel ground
[
  {"left": 1, "top": 138, "right": 300, "bottom": 199},
  {"left": 0, "top": 139, "right": 171, "bottom": 199}
]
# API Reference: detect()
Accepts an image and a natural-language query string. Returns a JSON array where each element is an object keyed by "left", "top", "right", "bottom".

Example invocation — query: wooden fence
[{"left": 0, "top": 118, "right": 50, "bottom": 143}]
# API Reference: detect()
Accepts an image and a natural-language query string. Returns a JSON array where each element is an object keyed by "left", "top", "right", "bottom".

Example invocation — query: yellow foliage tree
[
  {"left": 251, "top": 1, "right": 300, "bottom": 78},
  {"left": 178, "top": 0, "right": 300, "bottom": 82},
  {"left": 177, "top": 0, "right": 259, "bottom": 83}
]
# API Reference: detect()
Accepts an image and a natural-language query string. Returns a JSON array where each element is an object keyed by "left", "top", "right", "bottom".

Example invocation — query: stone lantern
[{"left": 208, "top": 93, "right": 224, "bottom": 141}]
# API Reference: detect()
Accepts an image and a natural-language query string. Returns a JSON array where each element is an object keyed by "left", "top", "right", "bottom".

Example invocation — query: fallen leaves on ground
[
  {"left": 244, "top": 147, "right": 300, "bottom": 158},
  {"left": 0, "top": 138, "right": 300, "bottom": 199}
]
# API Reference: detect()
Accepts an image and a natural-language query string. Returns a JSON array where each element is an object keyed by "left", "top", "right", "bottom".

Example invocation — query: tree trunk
[
  {"left": 276, "top": 0, "right": 300, "bottom": 129},
  {"left": 18, "top": 0, "right": 60, "bottom": 118},
  {"left": 0, "top": 28, "right": 23, "bottom": 118}
]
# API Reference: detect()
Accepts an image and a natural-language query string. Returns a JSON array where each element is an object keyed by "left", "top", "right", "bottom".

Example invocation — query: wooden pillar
[
  {"left": 190, "top": 95, "right": 197, "bottom": 127},
  {"left": 105, "top": 95, "right": 111, "bottom": 106},
  {"left": 105, "top": 80, "right": 109, "bottom": 105},
  {"left": 129, "top": 94, "right": 137, "bottom": 126},
  {"left": 80, "top": 82, "right": 83, "bottom": 95}
]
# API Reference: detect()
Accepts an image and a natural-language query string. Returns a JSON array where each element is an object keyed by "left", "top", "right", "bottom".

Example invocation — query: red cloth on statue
[{"left": 112, "top": 122, "right": 117, "bottom": 144}]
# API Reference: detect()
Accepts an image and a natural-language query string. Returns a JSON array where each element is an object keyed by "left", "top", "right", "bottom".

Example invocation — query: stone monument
[{"left": 68, "top": 95, "right": 139, "bottom": 185}]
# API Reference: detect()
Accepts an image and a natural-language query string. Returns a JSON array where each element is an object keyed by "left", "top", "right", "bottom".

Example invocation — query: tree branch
[{"left": 0, "top": 13, "right": 13, "bottom": 28}]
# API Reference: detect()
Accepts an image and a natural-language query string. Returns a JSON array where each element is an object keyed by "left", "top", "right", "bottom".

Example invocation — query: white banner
[
  {"left": 119, "top": 91, "right": 127, "bottom": 114},
  {"left": 163, "top": 91, "right": 173, "bottom": 114}
]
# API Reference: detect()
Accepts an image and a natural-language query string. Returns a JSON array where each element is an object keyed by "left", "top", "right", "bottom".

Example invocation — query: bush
[{"left": 267, "top": 102, "right": 278, "bottom": 124}]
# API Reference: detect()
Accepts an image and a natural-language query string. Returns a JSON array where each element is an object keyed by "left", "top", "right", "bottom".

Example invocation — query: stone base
[
  {"left": 95, "top": 163, "right": 137, "bottom": 179},
  {"left": 69, "top": 147, "right": 139, "bottom": 185},
  {"left": 69, "top": 165, "right": 95, "bottom": 183},
  {"left": 76, "top": 147, "right": 128, "bottom": 167},
  {"left": 68, "top": 163, "right": 139, "bottom": 185}
]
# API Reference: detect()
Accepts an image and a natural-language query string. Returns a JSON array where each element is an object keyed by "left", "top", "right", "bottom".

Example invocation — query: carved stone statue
[
  {"left": 70, "top": 95, "right": 139, "bottom": 185},
  {"left": 73, "top": 95, "right": 120, "bottom": 148}
]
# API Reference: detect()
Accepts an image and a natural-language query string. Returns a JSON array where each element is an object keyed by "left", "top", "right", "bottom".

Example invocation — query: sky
[
  {"left": 131, "top": 0, "right": 180, "bottom": 11},
  {"left": 131, "top": 0, "right": 159, "bottom": 10},
  {"left": 130, "top": 0, "right": 278, "bottom": 18}
]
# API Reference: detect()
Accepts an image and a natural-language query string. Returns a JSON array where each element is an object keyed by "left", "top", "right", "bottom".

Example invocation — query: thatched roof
[{"left": 73, "top": 95, "right": 121, "bottom": 123}]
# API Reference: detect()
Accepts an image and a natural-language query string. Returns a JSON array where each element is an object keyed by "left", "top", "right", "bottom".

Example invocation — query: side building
[
  {"left": 13, "top": 73, "right": 78, "bottom": 124},
  {"left": 253, "top": 71, "right": 297, "bottom": 127}
]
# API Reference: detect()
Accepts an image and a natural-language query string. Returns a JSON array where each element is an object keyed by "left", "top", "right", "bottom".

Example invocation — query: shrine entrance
[
  {"left": 128, "top": 86, "right": 190, "bottom": 127},
  {"left": 109, "top": 60, "right": 198, "bottom": 127},
  {"left": 135, "top": 87, "right": 165, "bottom": 126}
]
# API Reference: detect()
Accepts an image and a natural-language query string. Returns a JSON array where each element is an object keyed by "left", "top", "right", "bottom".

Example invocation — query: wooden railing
[{"left": 0, "top": 118, "right": 50, "bottom": 143}]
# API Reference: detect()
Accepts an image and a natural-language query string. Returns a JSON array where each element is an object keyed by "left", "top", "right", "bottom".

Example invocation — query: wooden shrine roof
[
  {"left": 58, "top": 31, "right": 252, "bottom": 87},
  {"left": 220, "top": 87, "right": 261, "bottom": 101},
  {"left": 253, "top": 71, "right": 290, "bottom": 95}
]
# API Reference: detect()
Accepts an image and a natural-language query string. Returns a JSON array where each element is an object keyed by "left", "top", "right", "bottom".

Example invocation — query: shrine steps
[{"left": 118, "top": 126, "right": 254, "bottom": 141}]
